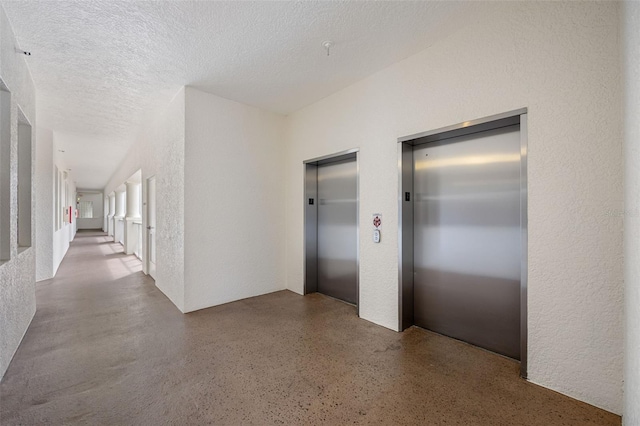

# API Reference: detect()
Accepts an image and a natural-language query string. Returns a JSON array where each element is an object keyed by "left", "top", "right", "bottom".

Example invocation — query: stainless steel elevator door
[
  {"left": 413, "top": 125, "right": 521, "bottom": 359},
  {"left": 317, "top": 158, "right": 358, "bottom": 304}
]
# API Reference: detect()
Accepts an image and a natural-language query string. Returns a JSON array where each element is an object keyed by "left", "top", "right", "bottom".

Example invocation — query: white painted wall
[
  {"left": 103, "top": 88, "right": 185, "bottom": 311},
  {"left": 52, "top": 220, "right": 74, "bottom": 276},
  {"left": 623, "top": 1, "right": 640, "bottom": 424},
  {"left": 50, "top": 135, "right": 77, "bottom": 276},
  {"left": 52, "top": 185, "right": 76, "bottom": 275},
  {"left": 104, "top": 87, "right": 286, "bottom": 314},
  {"left": 35, "top": 129, "right": 81, "bottom": 280},
  {"left": 76, "top": 192, "right": 103, "bottom": 229},
  {"left": 35, "top": 127, "right": 53, "bottom": 281},
  {"left": 183, "top": 87, "right": 286, "bottom": 312},
  {"left": 285, "top": 1, "right": 623, "bottom": 414},
  {"left": 0, "top": 5, "right": 37, "bottom": 379},
  {"left": 77, "top": 218, "right": 102, "bottom": 230}
]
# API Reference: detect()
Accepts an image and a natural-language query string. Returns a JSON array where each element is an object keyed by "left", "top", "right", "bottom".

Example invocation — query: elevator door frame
[
  {"left": 304, "top": 149, "right": 360, "bottom": 312},
  {"left": 397, "top": 109, "right": 528, "bottom": 377}
]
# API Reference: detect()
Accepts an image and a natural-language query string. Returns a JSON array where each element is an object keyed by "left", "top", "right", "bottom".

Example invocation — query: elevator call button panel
[{"left": 372, "top": 213, "right": 382, "bottom": 243}]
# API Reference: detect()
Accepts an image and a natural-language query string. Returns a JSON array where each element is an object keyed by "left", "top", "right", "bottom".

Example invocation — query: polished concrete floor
[{"left": 0, "top": 231, "right": 620, "bottom": 425}]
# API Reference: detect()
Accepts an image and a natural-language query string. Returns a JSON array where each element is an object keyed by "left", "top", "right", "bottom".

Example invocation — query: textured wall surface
[
  {"left": 35, "top": 127, "right": 53, "bottom": 281},
  {"left": 285, "top": 1, "right": 623, "bottom": 414},
  {"left": 0, "top": 6, "right": 37, "bottom": 379},
  {"left": 104, "top": 88, "right": 185, "bottom": 311},
  {"left": 623, "top": 1, "right": 640, "bottom": 424},
  {"left": 184, "top": 88, "right": 286, "bottom": 312}
]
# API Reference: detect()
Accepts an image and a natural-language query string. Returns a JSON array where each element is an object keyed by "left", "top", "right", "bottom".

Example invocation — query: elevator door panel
[
  {"left": 317, "top": 159, "right": 357, "bottom": 304},
  {"left": 413, "top": 125, "right": 521, "bottom": 359}
]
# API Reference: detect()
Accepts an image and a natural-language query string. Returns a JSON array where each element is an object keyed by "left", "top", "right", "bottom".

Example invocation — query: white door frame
[{"left": 146, "top": 175, "right": 157, "bottom": 280}]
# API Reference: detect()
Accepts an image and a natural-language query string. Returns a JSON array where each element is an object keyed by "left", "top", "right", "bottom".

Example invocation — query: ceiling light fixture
[{"left": 322, "top": 40, "right": 334, "bottom": 56}]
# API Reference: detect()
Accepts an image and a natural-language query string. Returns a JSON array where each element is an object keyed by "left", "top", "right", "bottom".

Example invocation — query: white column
[
  {"left": 103, "top": 196, "right": 109, "bottom": 232},
  {"left": 124, "top": 181, "right": 141, "bottom": 255},
  {"left": 115, "top": 189, "right": 126, "bottom": 218},
  {"left": 109, "top": 194, "right": 115, "bottom": 216},
  {"left": 107, "top": 193, "right": 115, "bottom": 237},
  {"left": 114, "top": 189, "right": 126, "bottom": 244},
  {"left": 125, "top": 182, "right": 140, "bottom": 219}
]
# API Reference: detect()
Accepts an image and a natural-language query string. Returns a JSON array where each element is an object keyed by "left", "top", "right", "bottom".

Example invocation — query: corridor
[{"left": 0, "top": 231, "right": 620, "bottom": 425}]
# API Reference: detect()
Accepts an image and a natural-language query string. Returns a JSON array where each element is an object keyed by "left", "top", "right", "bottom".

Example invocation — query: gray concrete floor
[{"left": 0, "top": 231, "right": 621, "bottom": 425}]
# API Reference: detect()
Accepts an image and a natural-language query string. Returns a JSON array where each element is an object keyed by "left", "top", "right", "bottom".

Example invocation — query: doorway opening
[
  {"left": 146, "top": 176, "right": 157, "bottom": 280},
  {"left": 17, "top": 107, "right": 32, "bottom": 250},
  {"left": 304, "top": 149, "right": 359, "bottom": 309},
  {"left": 398, "top": 109, "right": 528, "bottom": 377}
]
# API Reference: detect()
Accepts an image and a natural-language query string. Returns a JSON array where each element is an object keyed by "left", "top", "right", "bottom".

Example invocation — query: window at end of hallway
[{"left": 78, "top": 201, "right": 93, "bottom": 219}]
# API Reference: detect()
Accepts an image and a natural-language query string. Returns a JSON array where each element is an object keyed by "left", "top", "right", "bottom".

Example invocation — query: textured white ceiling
[{"left": 2, "top": 1, "right": 469, "bottom": 189}]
